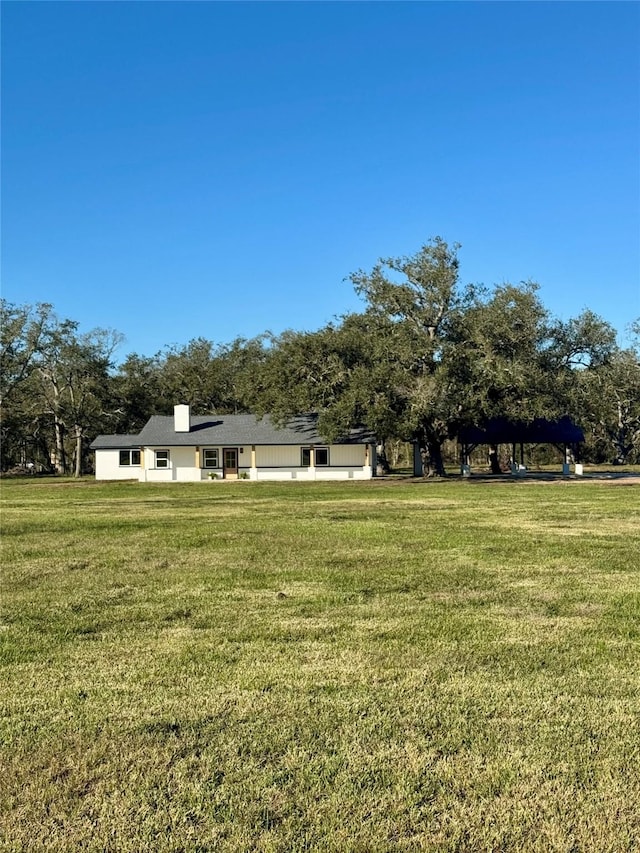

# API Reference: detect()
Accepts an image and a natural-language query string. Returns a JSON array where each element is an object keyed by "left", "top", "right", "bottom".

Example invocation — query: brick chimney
[{"left": 174, "top": 404, "right": 191, "bottom": 433}]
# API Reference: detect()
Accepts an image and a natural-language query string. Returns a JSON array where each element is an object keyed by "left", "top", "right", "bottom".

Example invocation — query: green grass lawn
[{"left": 1, "top": 478, "right": 639, "bottom": 852}]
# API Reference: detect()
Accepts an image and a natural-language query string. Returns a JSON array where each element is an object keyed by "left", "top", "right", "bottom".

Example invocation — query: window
[
  {"left": 155, "top": 450, "right": 170, "bottom": 469},
  {"left": 301, "top": 446, "right": 329, "bottom": 466},
  {"left": 202, "top": 448, "right": 219, "bottom": 468},
  {"left": 119, "top": 450, "right": 140, "bottom": 466},
  {"left": 315, "top": 447, "right": 329, "bottom": 466}
]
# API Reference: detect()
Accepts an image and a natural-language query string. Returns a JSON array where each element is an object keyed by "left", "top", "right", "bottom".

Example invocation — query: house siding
[
  {"left": 95, "top": 449, "right": 141, "bottom": 481},
  {"left": 91, "top": 412, "right": 376, "bottom": 483},
  {"left": 255, "top": 445, "right": 301, "bottom": 467},
  {"left": 250, "top": 443, "right": 373, "bottom": 481},
  {"left": 133, "top": 443, "right": 374, "bottom": 481},
  {"left": 141, "top": 445, "right": 198, "bottom": 482}
]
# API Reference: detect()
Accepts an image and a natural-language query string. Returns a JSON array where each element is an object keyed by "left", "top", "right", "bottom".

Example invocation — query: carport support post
[
  {"left": 574, "top": 443, "right": 584, "bottom": 476},
  {"left": 562, "top": 443, "right": 570, "bottom": 476},
  {"left": 460, "top": 443, "right": 471, "bottom": 476}
]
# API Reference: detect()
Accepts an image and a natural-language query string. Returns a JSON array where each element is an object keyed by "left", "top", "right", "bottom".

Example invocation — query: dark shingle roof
[
  {"left": 92, "top": 414, "right": 374, "bottom": 449},
  {"left": 89, "top": 434, "right": 142, "bottom": 450}
]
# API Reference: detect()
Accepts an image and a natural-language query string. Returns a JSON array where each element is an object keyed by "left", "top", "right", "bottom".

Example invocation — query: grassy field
[{"left": 1, "top": 477, "right": 639, "bottom": 852}]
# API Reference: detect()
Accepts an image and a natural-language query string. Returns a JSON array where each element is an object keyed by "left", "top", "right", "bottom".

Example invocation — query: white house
[{"left": 90, "top": 405, "right": 376, "bottom": 482}]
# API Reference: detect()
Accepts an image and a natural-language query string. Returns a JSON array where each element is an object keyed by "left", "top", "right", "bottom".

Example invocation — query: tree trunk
[
  {"left": 418, "top": 429, "right": 446, "bottom": 477},
  {"left": 37, "top": 435, "right": 54, "bottom": 473},
  {"left": 53, "top": 416, "right": 67, "bottom": 474},
  {"left": 614, "top": 399, "right": 629, "bottom": 463},
  {"left": 44, "top": 371, "right": 68, "bottom": 474},
  {"left": 74, "top": 425, "right": 83, "bottom": 478},
  {"left": 488, "top": 444, "right": 502, "bottom": 474},
  {"left": 376, "top": 442, "right": 391, "bottom": 475}
]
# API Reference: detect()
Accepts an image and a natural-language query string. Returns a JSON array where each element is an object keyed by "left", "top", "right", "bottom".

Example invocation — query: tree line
[{"left": 2, "top": 238, "right": 639, "bottom": 475}]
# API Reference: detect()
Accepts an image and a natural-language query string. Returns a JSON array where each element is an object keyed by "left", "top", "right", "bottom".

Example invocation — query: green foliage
[
  {"left": 0, "top": 301, "right": 121, "bottom": 475},
  {"left": 3, "top": 240, "right": 636, "bottom": 471},
  {"left": 250, "top": 240, "right": 631, "bottom": 469},
  {"left": 454, "top": 282, "right": 552, "bottom": 422},
  {"left": 110, "top": 336, "right": 271, "bottom": 434},
  {"left": 349, "top": 236, "right": 461, "bottom": 335},
  {"left": 573, "top": 348, "right": 640, "bottom": 463},
  {"left": 109, "top": 352, "right": 166, "bottom": 432},
  {"left": 0, "top": 300, "right": 54, "bottom": 408}
]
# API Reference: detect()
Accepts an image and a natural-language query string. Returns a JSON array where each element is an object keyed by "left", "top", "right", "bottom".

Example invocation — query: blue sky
[{"left": 2, "top": 1, "right": 639, "bottom": 360}]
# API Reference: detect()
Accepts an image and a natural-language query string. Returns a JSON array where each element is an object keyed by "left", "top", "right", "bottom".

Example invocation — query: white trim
[{"left": 155, "top": 449, "right": 170, "bottom": 469}]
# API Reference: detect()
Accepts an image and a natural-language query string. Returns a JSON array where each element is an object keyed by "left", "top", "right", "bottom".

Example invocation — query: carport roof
[{"left": 458, "top": 416, "right": 585, "bottom": 446}]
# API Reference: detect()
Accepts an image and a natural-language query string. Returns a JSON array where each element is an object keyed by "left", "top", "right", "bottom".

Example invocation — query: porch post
[
  {"left": 363, "top": 443, "right": 373, "bottom": 478},
  {"left": 250, "top": 445, "right": 258, "bottom": 480}
]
